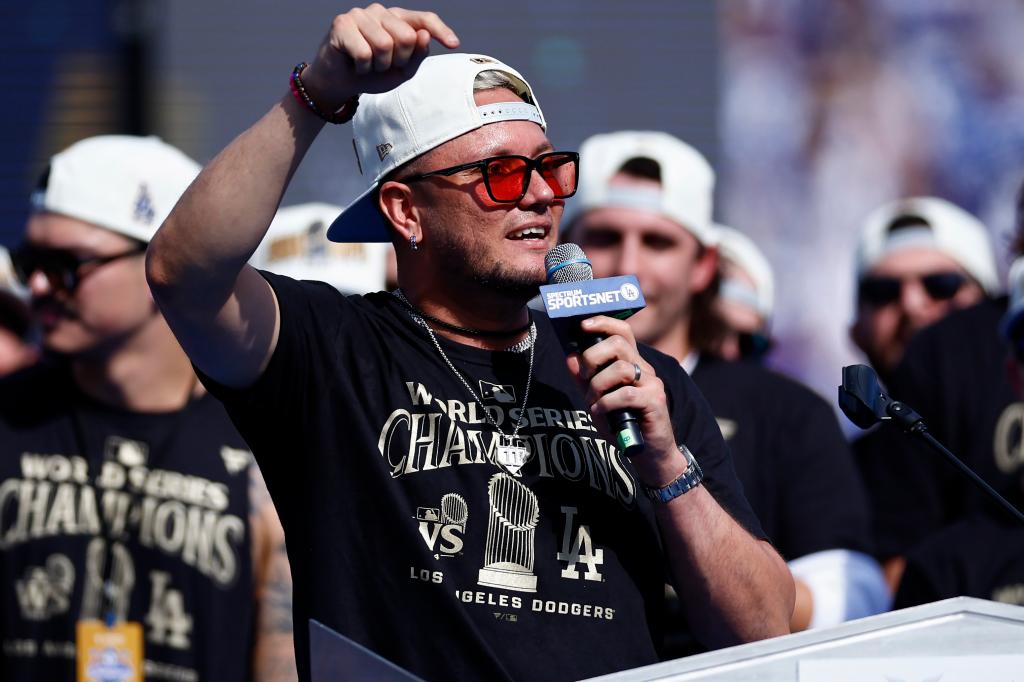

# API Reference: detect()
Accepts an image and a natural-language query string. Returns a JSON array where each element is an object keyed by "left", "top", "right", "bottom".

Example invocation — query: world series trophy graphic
[
  {"left": 477, "top": 473, "right": 540, "bottom": 592},
  {"left": 441, "top": 493, "right": 469, "bottom": 527}
]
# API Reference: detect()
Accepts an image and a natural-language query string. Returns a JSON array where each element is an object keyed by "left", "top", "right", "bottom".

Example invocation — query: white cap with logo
[
  {"left": 327, "top": 53, "right": 546, "bottom": 244},
  {"left": 251, "top": 202, "right": 390, "bottom": 294},
  {"left": 714, "top": 224, "right": 774, "bottom": 322},
  {"left": 31, "top": 135, "right": 201, "bottom": 244},
  {"left": 566, "top": 130, "right": 716, "bottom": 246},
  {"left": 855, "top": 196, "right": 999, "bottom": 295}
]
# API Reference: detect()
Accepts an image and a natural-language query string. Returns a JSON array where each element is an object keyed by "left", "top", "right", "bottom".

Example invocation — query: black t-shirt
[
  {"left": 692, "top": 357, "right": 873, "bottom": 560},
  {"left": 894, "top": 514, "right": 1024, "bottom": 609},
  {"left": 854, "top": 297, "right": 1023, "bottom": 560},
  {"left": 0, "top": 363, "right": 256, "bottom": 682},
  {"left": 204, "top": 272, "right": 766, "bottom": 682}
]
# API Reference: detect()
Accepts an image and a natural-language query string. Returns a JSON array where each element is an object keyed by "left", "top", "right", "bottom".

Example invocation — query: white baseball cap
[
  {"left": 714, "top": 224, "right": 774, "bottom": 322},
  {"left": 565, "top": 130, "right": 716, "bottom": 246},
  {"left": 251, "top": 202, "right": 390, "bottom": 294},
  {"left": 327, "top": 53, "right": 546, "bottom": 244},
  {"left": 855, "top": 196, "right": 999, "bottom": 295},
  {"left": 31, "top": 135, "right": 201, "bottom": 244}
]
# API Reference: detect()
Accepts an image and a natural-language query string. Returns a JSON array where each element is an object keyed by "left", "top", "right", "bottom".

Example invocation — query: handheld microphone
[{"left": 542, "top": 243, "right": 646, "bottom": 457}]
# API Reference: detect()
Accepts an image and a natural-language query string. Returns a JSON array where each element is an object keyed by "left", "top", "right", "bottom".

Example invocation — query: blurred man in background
[
  {"left": 0, "top": 135, "right": 295, "bottom": 681},
  {"left": 705, "top": 226, "right": 774, "bottom": 363},
  {"left": 850, "top": 196, "right": 1005, "bottom": 593},
  {"left": 567, "top": 130, "right": 885, "bottom": 642},
  {"left": 0, "top": 246, "right": 38, "bottom": 376},
  {"left": 850, "top": 197, "right": 998, "bottom": 387}
]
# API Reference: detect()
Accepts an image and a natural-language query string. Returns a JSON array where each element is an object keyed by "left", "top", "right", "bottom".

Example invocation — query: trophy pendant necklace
[{"left": 393, "top": 289, "right": 535, "bottom": 476}]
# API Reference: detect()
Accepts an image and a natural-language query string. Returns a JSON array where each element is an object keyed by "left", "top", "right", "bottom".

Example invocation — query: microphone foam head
[{"left": 545, "top": 243, "right": 593, "bottom": 284}]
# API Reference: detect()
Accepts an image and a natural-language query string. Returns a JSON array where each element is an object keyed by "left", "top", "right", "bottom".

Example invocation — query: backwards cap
[
  {"left": 566, "top": 130, "right": 716, "bottom": 246},
  {"left": 855, "top": 196, "right": 999, "bottom": 295},
  {"left": 251, "top": 202, "right": 389, "bottom": 294},
  {"left": 714, "top": 224, "right": 774, "bottom": 322},
  {"left": 327, "top": 53, "right": 546, "bottom": 244},
  {"left": 31, "top": 135, "right": 201, "bottom": 244}
]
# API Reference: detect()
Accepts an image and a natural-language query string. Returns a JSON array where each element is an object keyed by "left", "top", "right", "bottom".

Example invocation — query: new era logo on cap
[{"left": 376, "top": 143, "right": 393, "bottom": 161}]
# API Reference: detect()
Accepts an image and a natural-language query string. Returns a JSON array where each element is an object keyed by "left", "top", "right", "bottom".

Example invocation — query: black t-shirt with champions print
[
  {"left": 203, "top": 271, "right": 766, "bottom": 682},
  {"left": 0, "top": 362, "right": 256, "bottom": 682}
]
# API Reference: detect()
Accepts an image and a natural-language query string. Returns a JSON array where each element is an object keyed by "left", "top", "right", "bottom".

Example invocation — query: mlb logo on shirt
[
  {"left": 479, "top": 380, "right": 516, "bottom": 404},
  {"left": 104, "top": 436, "right": 149, "bottom": 467},
  {"left": 416, "top": 507, "right": 440, "bottom": 522},
  {"left": 716, "top": 417, "right": 738, "bottom": 441}
]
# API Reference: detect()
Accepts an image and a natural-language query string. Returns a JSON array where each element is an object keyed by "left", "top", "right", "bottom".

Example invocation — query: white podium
[{"left": 583, "top": 597, "right": 1024, "bottom": 681}]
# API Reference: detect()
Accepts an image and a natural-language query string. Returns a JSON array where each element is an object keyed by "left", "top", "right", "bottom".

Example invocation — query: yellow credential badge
[{"left": 76, "top": 619, "right": 143, "bottom": 682}]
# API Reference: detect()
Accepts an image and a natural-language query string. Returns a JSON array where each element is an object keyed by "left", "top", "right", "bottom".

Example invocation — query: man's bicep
[{"left": 160, "top": 264, "right": 281, "bottom": 389}]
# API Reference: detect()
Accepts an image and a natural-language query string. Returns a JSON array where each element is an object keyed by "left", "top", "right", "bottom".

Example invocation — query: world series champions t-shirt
[
  {"left": 0, "top": 362, "right": 257, "bottom": 682},
  {"left": 854, "top": 297, "right": 1023, "bottom": 560},
  {"left": 203, "top": 272, "right": 767, "bottom": 682}
]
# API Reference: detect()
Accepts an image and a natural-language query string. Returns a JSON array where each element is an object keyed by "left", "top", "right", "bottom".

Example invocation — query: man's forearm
[
  {"left": 148, "top": 94, "right": 324, "bottom": 306},
  {"left": 656, "top": 486, "right": 794, "bottom": 648}
]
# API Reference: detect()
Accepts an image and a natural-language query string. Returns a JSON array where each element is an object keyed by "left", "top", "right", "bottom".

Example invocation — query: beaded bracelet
[{"left": 289, "top": 62, "right": 359, "bottom": 124}]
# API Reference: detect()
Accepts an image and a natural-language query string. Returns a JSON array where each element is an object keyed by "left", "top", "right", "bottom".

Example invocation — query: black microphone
[{"left": 544, "top": 243, "right": 645, "bottom": 457}]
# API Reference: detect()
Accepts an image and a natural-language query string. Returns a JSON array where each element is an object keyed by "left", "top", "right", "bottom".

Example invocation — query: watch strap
[{"left": 643, "top": 444, "right": 703, "bottom": 504}]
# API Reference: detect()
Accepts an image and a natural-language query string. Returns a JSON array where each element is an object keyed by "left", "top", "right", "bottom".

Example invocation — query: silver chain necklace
[{"left": 393, "top": 289, "right": 535, "bottom": 476}]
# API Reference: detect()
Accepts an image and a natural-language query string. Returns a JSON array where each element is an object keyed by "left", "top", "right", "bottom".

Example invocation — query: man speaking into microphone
[{"left": 146, "top": 5, "right": 792, "bottom": 680}]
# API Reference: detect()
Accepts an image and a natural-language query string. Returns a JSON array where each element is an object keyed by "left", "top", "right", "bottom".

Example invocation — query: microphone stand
[{"left": 840, "top": 364, "right": 1024, "bottom": 527}]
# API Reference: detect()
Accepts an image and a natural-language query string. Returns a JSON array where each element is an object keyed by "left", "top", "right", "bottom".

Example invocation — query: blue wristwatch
[{"left": 643, "top": 444, "right": 703, "bottom": 504}]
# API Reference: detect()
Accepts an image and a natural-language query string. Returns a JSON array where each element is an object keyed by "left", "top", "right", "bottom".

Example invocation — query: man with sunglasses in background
[
  {"left": 0, "top": 135, "right": 296, "bottom": 681},
  {"left": 849, "top": 197, "right": 998, "bottom": 388},
  {"left": 145, "top": 6, "right": 793, "bottom": 681},
  {"left": 566, "top": 131, "right": 885, "bottom": 642},
  {"left": 849, "top": 196, "right": 1007, "bottom": 595}
]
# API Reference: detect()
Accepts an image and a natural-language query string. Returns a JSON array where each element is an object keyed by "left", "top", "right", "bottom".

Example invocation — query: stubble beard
[
  {"left": 470, "top": 261, "right": 544, "bottom": 299},
  {"left": 433, "top": 232, "right": 545, "bottom": 301}
]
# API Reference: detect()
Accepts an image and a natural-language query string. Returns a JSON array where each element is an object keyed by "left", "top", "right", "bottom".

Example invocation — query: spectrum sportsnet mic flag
[{"left": 540, "top": 275, "right": 646, "bottom": 319}]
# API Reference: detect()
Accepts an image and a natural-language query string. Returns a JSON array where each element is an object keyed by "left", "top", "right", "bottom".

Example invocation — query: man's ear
[
  {"left": 690, "top": 245, "right": 719, "bottom": 294},
  {"left": 379, "top": 180, "right": 421, "bottom": 246}
]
